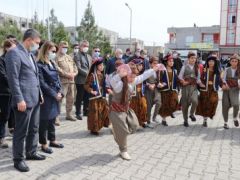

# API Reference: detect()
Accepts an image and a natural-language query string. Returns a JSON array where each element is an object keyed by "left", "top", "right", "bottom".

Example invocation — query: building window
[
  {"left": 21, "top": 23, "right": 26, "bottom": 28},
  {"left": 229, "top": 0, "right": 237, "bottom": 6},
  {"left": 169, "top": 33, "right": 176, "bottom": 44},
  {"left": 203, "top": 34, "right": 214, "bottom": 43},
  {"left": 185, "top": 36, "right": 193, "bottom": 45},
  {"left": 226, "top": 30, "right": 235, "bottom": 45},
  {"left": 232, "top": 16, "right": 236, "bottom": 23}
]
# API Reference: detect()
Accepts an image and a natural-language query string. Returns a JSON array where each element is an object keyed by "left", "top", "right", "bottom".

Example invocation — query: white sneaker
[
  {"left": 145, "top": 123, "right": 154, "bottom": 129},
  {"left": 120, "top": 152, "right": 131, "bottom": 160},
  {"left": 153, "top": 118, "right": 161, "bottom": 124}
]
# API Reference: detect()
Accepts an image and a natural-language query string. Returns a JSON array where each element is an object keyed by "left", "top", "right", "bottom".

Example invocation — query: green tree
[
  {"left": 32, "top": 11, "right": 48, "bottom": 40},
  {"left": 52, "top": 22, "right": 70, "bottom": 44},
  {"left": 78, "top": 1, "right": 112, "bottom": 55},
  {"left": 0, "top": 19, "right": 22, "bottom": 44},
  {"left": 32, "top": 22, "right": 48, "bottom": 40},
  {"left": 47, "top": 9, "right": 70, "bottom": 45}
]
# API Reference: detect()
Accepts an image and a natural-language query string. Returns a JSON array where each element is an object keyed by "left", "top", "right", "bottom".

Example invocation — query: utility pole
[
  {"left": 75, "top": 0, "right": 78, "bottom": 43},
  {"left": 125, "top": 3, "right": 132, "bottom": 50}
]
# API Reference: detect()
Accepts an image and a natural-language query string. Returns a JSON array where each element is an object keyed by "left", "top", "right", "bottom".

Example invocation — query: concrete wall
[{"left": 166, "top": 26, "right": 220, "bottom": 50}]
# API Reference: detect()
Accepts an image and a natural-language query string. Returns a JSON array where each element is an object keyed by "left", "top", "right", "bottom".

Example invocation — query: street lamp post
[
  {"left": 125, "top": 3, "right": 132, "bottom": 50},
  {"left": 75, "top": 0, "right": 78, "bottom": 43}
]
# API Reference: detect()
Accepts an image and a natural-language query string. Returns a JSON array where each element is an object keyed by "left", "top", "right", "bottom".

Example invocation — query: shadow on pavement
[{"left": 36, "top": 153, "right": 118, "bottom": 179}]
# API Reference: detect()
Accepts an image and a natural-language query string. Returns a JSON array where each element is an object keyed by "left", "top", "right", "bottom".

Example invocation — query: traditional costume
[
  {"left": 145, "top": 57, "right": 162, "bottom": 125},
  {"left": 158, "top": 55, "right": 179, "bottom": 126},
  {"left": 84, "top": 58, "right": 109, "bottom": 135},
  {"left": 196, "top": 56, "right": 221, "bottom": 127},
  {"left": 221, "top": 55, "right": 240, "bottom": 129},
  {"left": 109, "top": 63, "right": 164, "bottom": 160},
  {"left": 129, "top": 59, "right": 148, "bottom": 127},
  {"left": 178, "top": 55, "right": 202, "bottom": 127}
]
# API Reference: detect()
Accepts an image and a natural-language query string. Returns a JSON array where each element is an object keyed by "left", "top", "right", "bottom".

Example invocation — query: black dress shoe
[
  {"left": 203, "top": 121, "right": 208, "bottom": 127},
  {"left": 90, "top": 131, "right": 99, "bottom": 136},
  {"left": 26, "top": 153, "right": 46, "bottom": 160},
  {"left": 76, "top": 115, "right": 83, "bottom": 120},
  {"left": 189, "top": 115, "right": 196, "bottom": 122},
  {"left": 171, "top": 114, "right": 176, "bottom": 118},
  {"left": 14, "top": 160, "right": 29, "bottom": 172},
  {"left": 162, "top": 121, "right": 168, "bottom": 126},
  {"left": 49, "top": 143, "right": 64, "bottom": 148},
  {"left": 183, "top": 121, "right": 189, "bottom": 127},
  {"left": 224, "top": 124, "right": 229, "bottom": 129},
  {"left": 41, "top": 147, "right": 53, "bottom": 154},
  {"left": 234, "top": 120, "right": 239, "bottom": 127}
]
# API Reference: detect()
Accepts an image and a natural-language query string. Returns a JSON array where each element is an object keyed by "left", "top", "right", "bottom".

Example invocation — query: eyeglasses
[
  {"left": 95, "top": 50, "right": 100, "bottom": 52},
  {"left": 51, "top": 51, "right": 56, "bottom": 53}
]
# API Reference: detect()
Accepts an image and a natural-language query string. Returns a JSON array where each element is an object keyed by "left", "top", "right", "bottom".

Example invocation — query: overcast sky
[{"left": 0, "top": 0, "right": 221, "bottom": 45}]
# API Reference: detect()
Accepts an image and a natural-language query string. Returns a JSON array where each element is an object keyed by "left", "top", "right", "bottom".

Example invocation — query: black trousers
[
  {"left": 13, "top": 104, "right": 40, "bottom": 161},
  {"left": 75, "top": 84, "right": 89, "bottom": 116},
  {"left": 8, "top": 108, "right": 15, "bottom": 129},
  {"left": 0, "top": 95, "right": 11, "bottom": 138},
  {"left": 39, "top": 118, "right": 56, "bottom": 145}
]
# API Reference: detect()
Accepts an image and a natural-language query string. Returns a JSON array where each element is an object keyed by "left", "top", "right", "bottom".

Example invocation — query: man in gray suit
[
  {"left": 5, "top": 29, "right": 45, "bottom": 172},
  {"left": 74, "top": 40, "right": 92, "bottom": 120}
]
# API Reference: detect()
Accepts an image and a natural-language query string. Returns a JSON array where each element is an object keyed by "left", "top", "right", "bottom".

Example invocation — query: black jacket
[
  {"left": 0, "top": 54, "right": 11, "bottom": 96},
  {"left": 173, "top": 57, "right": 183, "bottom": 75}
]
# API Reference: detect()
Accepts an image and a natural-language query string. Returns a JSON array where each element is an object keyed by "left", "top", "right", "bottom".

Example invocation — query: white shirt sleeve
[
  {"left": 105, "top": 74, "right": 111, "bottom": 88},
  {"left": 197, "top": 69, "right": 202, "bottom": 84},
  {"left": 222, "top": 69, "right": 227, "bottom": 84},
  {"left": 178, "top": 66, "right": 185, "bottom": 80},
  {"left": 109, "top": 73, "right": 123, "bottom": 93},
  {"left": 134, "top": 69, "right": 155, "bottom": 85}
]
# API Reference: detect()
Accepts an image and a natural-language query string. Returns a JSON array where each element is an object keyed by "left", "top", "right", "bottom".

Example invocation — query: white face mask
[
  {"left": 83, "top": 47, "right": 89, "bottom": 53},
  {"left": 74, "top": 48, "right": 79, "bottom": 54},
  {"left": 48, "top": 52, "right": 56, "bottom": 61},
  {"left": 61, "top": 48, "right": 68, "bottom": 54},
  {"left": 135, "top": 52, "right": 140, "bottom": 57},
  {"left": 117, "top": 54, "right": 123, "bottom": 59},
  {"left": 30, "top": 43, "right": 39, "bottom": 52}
]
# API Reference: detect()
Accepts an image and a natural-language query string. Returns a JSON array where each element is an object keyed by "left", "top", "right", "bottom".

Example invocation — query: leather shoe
[
  {"left": 203, "top": 121, "right": 208, "bottom": 127},
  {"left": 189, "top": 115, "right": 196, "bottom": 122},
  {"left": 26, "top": 153, "right": 46, "bottom": 160},
  {"left": 90, "top": 131, "right": 99, "bottom": 136},
  {"left": 14, "top": 160, "right": 29, "bottom": 172},
  {"left": 234, "top": 120, "right": 239, "bottom": 127},
  {"left": 41, "top": 147, "right": 53, "bottom": 154},
  {"left": 183, "top": 121, "right": 189, "bottom": 127},
  {"left": 83, "top": 112, "right": 88, "bottom": 116},
  {"left": 162, "top": 121, "right": 168, "bottom": 126},
  {"left": 76, "top": 115, "right": 82, "bottom": 120},
  {"left": 50, "top": 143, "right": 64, "bottom": 148},
  {"left": 224, "top": 123, "right": 229, "bottom": 129}
]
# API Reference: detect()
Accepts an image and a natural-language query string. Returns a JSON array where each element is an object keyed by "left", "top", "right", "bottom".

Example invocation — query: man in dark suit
[
  {"left": 105, "top": 49, "right": 124, "bottom": 75},
  {"left": 5, "top": 29, "right": 45, "bottom": 172},
  {"left": 74, "top": 40, "right": 92, "bottom": 120}
]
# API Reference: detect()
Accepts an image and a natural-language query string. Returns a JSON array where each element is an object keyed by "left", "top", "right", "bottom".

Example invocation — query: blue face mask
[
  {"left": 30, "top": 43, "right": 39, "bottom": 52},
  {"left": 94, "top": 52, "right": 100, "bottom": 58}
]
